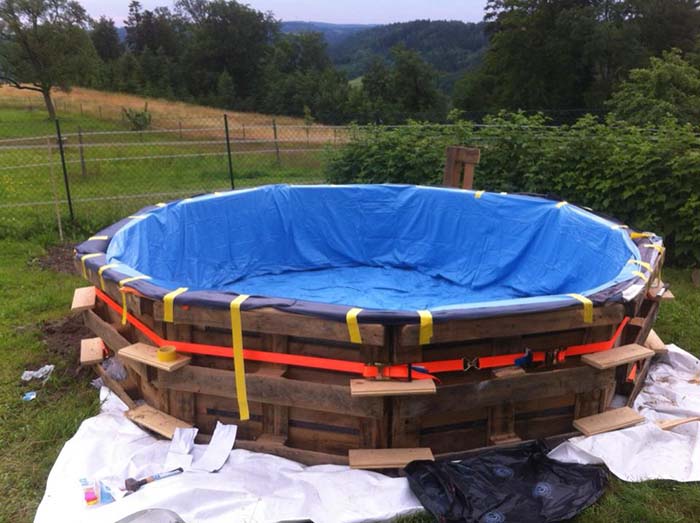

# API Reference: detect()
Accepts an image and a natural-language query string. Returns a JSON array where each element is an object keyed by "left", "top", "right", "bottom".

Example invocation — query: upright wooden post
[
  {"left": 272, "top": 118, "right": 281, "bottom": 166},
  {"left": 78, "top": 126, "right": 87, "bottom": 178},
  {"left": 443, "top": 146, "right": 481, "bottom": 189}
]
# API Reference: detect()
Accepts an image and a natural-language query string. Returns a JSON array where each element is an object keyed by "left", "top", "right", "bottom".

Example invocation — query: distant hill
[
  {"left": 330, "top": 20, "right": 488, "bottom": 89},
  {"left": 280, "top": 21, "right": 378, "bottom": 47}
]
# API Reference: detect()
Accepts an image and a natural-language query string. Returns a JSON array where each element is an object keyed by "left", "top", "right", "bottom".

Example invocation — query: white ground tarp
[
  {"left": 34, "top": 389, "right": 422, "bottom": 523},
  {"left": 549, "top": 344, "right": 700, "bottom": 482}
]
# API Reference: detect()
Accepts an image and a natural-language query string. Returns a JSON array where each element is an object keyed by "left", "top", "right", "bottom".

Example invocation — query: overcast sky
[{"left": 80, "top": 0, "right": 488, "bottom": 25}]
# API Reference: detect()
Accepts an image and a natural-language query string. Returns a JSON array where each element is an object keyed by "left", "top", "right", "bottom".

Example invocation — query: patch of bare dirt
[
  {"left": 41, "top": 315, "right": 92, "bottom": 364},
  {"left": 35, "top": 244, "right": 76, "bottom": 275}
]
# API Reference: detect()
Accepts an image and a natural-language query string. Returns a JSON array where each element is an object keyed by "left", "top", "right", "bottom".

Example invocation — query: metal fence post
[
  {"left": 54, "top": 118, "right": 74, "bottom": 220},
  {"left": 272, "top": 118, "right": 280, "bottom": 166},
  {"left": 78, "top": 126, "right": 87, "bottom": 177},
  {"left": 47, "top": 138, "right": 64, "bottom": 241},
  {"left": 224, "top": 114, "right": 235, "bottom": 190}
]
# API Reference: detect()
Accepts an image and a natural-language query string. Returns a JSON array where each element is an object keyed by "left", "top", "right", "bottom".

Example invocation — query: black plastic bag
[{"left": 405, "top": 441, "right": 607, "bottom": 523}]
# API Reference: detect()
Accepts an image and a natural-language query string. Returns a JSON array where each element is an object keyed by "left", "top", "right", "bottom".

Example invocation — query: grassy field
[{"left": 0, "top": 107, "right": 329, "bottom": 240}]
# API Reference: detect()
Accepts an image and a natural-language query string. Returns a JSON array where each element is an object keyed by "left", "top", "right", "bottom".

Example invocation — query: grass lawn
[{"left": 0, "top": 233, "right": 698, "bottom": 523}]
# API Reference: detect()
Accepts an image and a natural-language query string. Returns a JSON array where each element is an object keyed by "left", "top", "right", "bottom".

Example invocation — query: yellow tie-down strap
[
  {"left": 556, "top": 201, "right": 568, "bottom": 208},
  {"left": 163, "top": 287, "right": 188, "bottom": 323},
  {"left": 627, "top": 259, "right": 652, "bottom": 272},
  {"left": 346, "top": 308, "right": 363, "bottom": 344},
  {"left": 630, "top": 231, "right": 653, "bottom": 240},
  {"left": 418, "top": 310, "right": 433, "bottom": 345},
  {"left": 230, "top": 295, "right": 250, "bottom": 421},
  {"left": 633, "top": 270, "right": 649, "bottom": 283},
  {"left": 474, "top": 190, "right": 485, "bottom": 199},
  {"left": 80, "top": 253, "right": 102, "bottom": 279},
  {"left": 567, "top": 293, "right": 593, "bottom": 324},
  {"left": 118, "top": 275, "right": 151, "bottom": 325},
  {"left": 643, "top": 243, "right": 665, "bottom": 255},
  {"left": 97, "top": 263, "right": 118, "bottom": 291}
]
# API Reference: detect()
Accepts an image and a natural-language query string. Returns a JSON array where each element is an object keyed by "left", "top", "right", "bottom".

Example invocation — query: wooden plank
[
  {"left": 648, "top": 282, "right": 675, "bottom": 301},
  {"left": 573, "top": 407, "right": 644, "bottom": 436},
  {"left": 349, "top": 448, "right": 434, "bottom": 469},
  {"left": 400, "top": 304, "right": 625, "bottom": 346},
  {"left": 644, "top": 329, "right": 667, "bottom": 354},
  {"left": 156, "top": 365, "right": 385, "bottom": 419},
  {"left": 151, "top": 301, "right": 385, "bottom": 346},
  {"left": 401, "top": 365, "right": 616, "bottom": 419},
  {"left": 80, "top": 337, "right": 104, "bottom": 365},
  {"left": 350, "top": 379, "right": 436, "bottom": 397},
  {"left": 125, "top": 404, "right": 192, "bottom": 439},
  {"left": 657, "top": 417, "right": 700, "bottom": 431},
  {"left": 492, "top": 366, "right": 526, "bottom": 379},
  {"left": 82, "top": 309, "right": 131, "bottom": 352},
  {"left": 71, "top": 286, "right": 96, "bottom": 313},
  {"left": 118, "top": 342, "right": 191, "bottom": 372},
  {"left": 231, "top": 436, "right": 348, "bottom": 466},
  {"left": 582, "top": 344, "right": 654, "bottom": 370},
  {"left": 94, "top": 364, "right": 136, "bottom": 409}
]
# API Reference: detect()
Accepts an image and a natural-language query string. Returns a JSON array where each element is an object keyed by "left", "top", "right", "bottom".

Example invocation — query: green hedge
[{"left": 325, "top": 113, "right": 700, "bottom": 266}]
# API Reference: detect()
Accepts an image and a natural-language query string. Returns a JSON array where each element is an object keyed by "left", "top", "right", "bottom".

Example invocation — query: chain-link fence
[{"left": 0, "top": 114, "right": 349, "bottom": 240}]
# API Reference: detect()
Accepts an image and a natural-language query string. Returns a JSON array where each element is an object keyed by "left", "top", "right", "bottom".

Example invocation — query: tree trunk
[{"left": 42, "top": 87, "right": 56, "bottom": 120}]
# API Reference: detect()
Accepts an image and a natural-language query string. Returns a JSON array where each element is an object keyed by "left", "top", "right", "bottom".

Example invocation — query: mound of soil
[
  {"left": 36, "top": 244, "right": 76, "bottom": 275},
  {"left": 41, "top": 315, "right": 93, "bottom": 364}
]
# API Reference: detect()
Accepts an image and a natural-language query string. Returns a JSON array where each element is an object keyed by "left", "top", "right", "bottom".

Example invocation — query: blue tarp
[{"left": 104, "top": 185, "right": 641, "bottom": 312}]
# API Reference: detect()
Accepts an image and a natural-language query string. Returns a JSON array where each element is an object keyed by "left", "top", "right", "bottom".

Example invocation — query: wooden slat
[
  {"left": 648, "top": 282, "right": 675, "bottom": 301},
  {"left": 573, "top": 407, "right": 644, "bottom": 436},
  {"left": 582, "top": 344, "right": 654, "bottom": 370},
  {"left": 125, "top": 404, "right": 193, "bottom": 439},
  {"left": 349, "top": 448, "right": 434, "bottom": 469},
  {"left": 156, "top": 365, "right": 385, "bottom": 419},
  {"left": 94, "top": 364, "right": 136, "bottom": 409},
  {"left": 350, "top": 378, "right": 436, "bottom": 397},
  {"left": 118, "top": 342, "right": 191, "bottom": 372},
  {"left": 82, "top": 309, "right": 131, "bottom": 352},
  {"left": 400, "top": 304, "right": 625, "bottom": 346},
  {"left": 644, "top": 329, "right": 667, "bottom": 354},
  {"left": 71, "top": 286, "right": 96, "bottom": 313},
  {"left": 492, "top": 366, "right": 526, "bottom": 379},
  {"left": 80, "top": 337, "right": 104, "bottom": 365},
  {"left": 657, "top": 417, "right": 700, "bottom": 431},
  {"left": 151, "top": 301, "right": 385, "bottom": 346}
]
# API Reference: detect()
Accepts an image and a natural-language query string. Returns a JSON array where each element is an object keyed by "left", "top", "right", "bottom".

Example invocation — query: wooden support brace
[
  {"left": 125, "top": 404, "right": 193, "bottom": 439},
  {"left": 71, "top": 286, "right": 96, "bottom": 313},
  {"left": 80, "top": 337, "right": 104, "bottom": 366},
  {"left": 488, "top": 401, "right": 520, "bottom": 445},
  {"left": 644, "top": 329, "right": 667, "bottom": 355},
  {"left": 348, "top": 448, "right": 434, "bottom": 469},
  {"left": 582, "top": 343, "right": 654, "bottom": 370},
  {"left": 94, "top": 363, "right": 136, "bottom": 409},
  {"left": 573, "top": 407, "right": 644, "bottom": 436},
  {"left": 442, "top": 146, "right": 480, "bottom": 189},
  {"left": 350, "top": 378, "right": 436, "bottom": 397},
  {"left": 657, "top": 417, "right": 700, "bottom": 431},
  {"left": 118, "top": 342, "right": 191, "bottom": 372}
]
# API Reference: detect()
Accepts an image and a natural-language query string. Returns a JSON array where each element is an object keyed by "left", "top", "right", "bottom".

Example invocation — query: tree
[
  {"left": 0, "top": 0, "right": 99, "bottom": 119},
  {"left": 182, "top": 0, "right": 278, "bottom": 102},
  {"left": 215, "top": 69, "right": 235, "bottom": 108},
  {"left": 607, "top": 49, "right": 700, "bottom": 125},
  {"left": 125, "top": 1, "right": 182, "bottom": 57},
  {"left": 91, "top": 16, "right": 122, "bottom": 62}
]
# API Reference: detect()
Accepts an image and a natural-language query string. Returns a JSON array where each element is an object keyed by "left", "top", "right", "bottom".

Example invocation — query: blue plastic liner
[{"left": 76, "top": 184, "right": 662, "bottom": 323}]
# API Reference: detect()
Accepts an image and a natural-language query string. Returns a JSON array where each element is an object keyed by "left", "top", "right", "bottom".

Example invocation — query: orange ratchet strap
[{"left": 95, "top": 288, "right": 628, "bottom": 381}]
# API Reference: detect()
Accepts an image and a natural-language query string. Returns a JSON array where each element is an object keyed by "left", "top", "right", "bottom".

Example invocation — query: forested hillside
[
  {"left": 281, "top": 21, "right": 377, "bottom": 47},
  {"left": 331, "top": 20, "right": 487, "bottom": 86}
]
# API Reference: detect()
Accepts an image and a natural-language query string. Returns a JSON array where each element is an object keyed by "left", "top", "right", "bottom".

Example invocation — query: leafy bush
[
  {"left": 122, "top": 102, "right": 152, "bottom": 131},
  {"left": 325, "top": 113, "right": 700, "bottom": 266}
]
